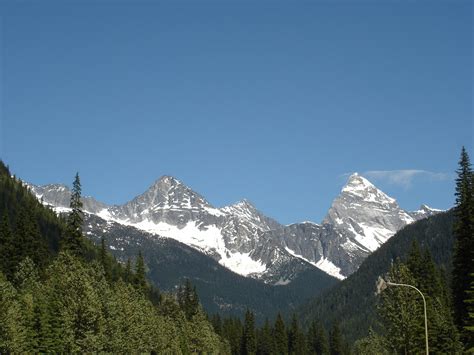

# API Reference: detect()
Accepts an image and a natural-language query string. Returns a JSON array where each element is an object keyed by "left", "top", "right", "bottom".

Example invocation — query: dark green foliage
[
  {"left": 64, "top": 172, "right": 85, "bottom": 256},
  {"left": 69, "top": 173, "right": 84, "bottom": 231},
  {"left": 242, "top": 309, "right": 257, "bottom": 354},
  {"left": 329, "top": 323, "right": 344, "bottom": 355},
  {"left": 134, "top": 251, "right": 147, "bottom": 292},
  {"left": 177, "top": 278, "right": 200, "bottom": 321},
  {"left": 379, "top": 261, "right": 425, "bottom": 353},
  {"left": 99, "top": 237, "right": 111, "bottom": 280},
  {"left": 222, "top": 316, "right": 243, "bottom": 355},
  {"left": 211, "top": 313, "right": 223, "bottom": 336},
  {"left": 256, "top": 318, "right": 274, "bottom": 355},
  {"left": 273, "top": 313, "right": 288, "bottom": 355},
  {"left": 124, "top": 257, "right": 132, "bottom": 283},
  {"left": 1, "top": 252, "right": 224, "bottom": 353},
  {"left": 218, "top": 313, "right": 332, "bottom": 355},
  {"left": 0, "top": 163, "right": 57, "bottom": 279},
  {"left": 452, "top": 147, "right": 474, "bottom": 341},
  {"left": 0, "top": 161, "right": 122, "bottom": 280},
  {"left": 288, "top": 313, "right": 306, "bottom": 354},
  {"left": 307, "top": 320, "right": 329, "bottom": 355},
  {"left": 465, "top": 274, "right": 474, "bottom": 351},
  {"left": 14, "top": 209, "right": 48, "bottom": 271},
  {"left": 352, "top": 328, "right": 388, "bottom": 355},
  {"left": 0, "top": 213, "right": 15, "bottom": 278}
]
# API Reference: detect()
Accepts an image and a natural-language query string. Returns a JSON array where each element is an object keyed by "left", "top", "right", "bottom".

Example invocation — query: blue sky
[{"left": 1, "top": 0, "right": 472, "bottom": 224}]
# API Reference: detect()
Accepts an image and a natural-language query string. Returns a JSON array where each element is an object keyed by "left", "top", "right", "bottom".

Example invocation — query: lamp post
[{"left": 377, "top": 277, "right": 429, "bottom": 355}]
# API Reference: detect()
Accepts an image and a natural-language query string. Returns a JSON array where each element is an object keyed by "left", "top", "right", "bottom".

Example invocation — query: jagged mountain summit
[
  {"left": 324, "top": 173, "right": 415, "bottom": 252},
  {"left": 26, "top": 173, "right": 441, "bottom": 281},
  {"left": 270, "top": 173, "right": 433, "bottom": 277}
]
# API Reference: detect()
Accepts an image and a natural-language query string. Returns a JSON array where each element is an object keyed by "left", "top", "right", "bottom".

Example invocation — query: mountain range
[{"left": 26, "top": 173, "right": 441, "bottom": 283}]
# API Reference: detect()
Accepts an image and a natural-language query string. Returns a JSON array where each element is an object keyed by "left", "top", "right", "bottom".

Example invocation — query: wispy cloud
[{"left": 362, "top": 170, "right": 453, "bottom": 188}]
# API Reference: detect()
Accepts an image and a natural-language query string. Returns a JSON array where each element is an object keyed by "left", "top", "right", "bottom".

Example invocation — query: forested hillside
[
  {"left": 298, "top": 210, "right": 455, "bottom": 344},
  {"left": 0, "top": 161, "right": 226, "bottom": 353}
]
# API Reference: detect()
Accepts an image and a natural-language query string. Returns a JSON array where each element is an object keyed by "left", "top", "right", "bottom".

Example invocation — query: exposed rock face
[
  {"left": 261, "top": 174, "right": 423, "bottom": 277},
  {"left": 26, "top": 173, "right": 441, "bottom": 281},
  {"left": 324, "top": 173, "right": 414, "bottom": 252},
  {"left": 26, "top": 183, "right": 107, "bottom": 213}
]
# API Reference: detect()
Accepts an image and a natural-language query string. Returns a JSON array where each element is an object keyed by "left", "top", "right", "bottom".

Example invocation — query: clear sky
[{"left": 1, "top": 0, "right": 472, "bottom": 224}]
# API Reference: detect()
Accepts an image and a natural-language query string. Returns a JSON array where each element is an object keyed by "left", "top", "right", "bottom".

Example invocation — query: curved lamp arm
[{"left": 386, "top": 281, "right": 429, "bottom": 355}]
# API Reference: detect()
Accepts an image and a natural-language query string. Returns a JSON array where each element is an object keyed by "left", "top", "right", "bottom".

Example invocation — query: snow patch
[
  {"left": 355, "top": 223, "right": 395, "bottom": 252},
  {"left": 96, "top": 215, "right": 267, "bottom": 277},
  {"left": 315, "top": 258, "right": 345, "bottom": 280},
  {"left": 52, "top": 206, "right": 71, "bottom": 214},
  {"left": 284, "top": 247, "right": 345, "bottom": 280},
  {"left": 274, "top": 278, "right": 291, "bottom": 286}
]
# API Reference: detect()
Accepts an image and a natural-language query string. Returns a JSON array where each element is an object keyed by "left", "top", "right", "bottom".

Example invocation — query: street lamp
[{"left": 376, "top": 277, "right": 429, "bottom": 355}]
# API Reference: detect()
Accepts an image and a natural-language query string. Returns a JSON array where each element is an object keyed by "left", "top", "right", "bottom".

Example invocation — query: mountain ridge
[{"left": 25, "top": 173, "right": 442, "bottom": 280}]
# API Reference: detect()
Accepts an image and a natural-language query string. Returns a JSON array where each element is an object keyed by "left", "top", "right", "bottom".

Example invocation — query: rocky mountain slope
[
  {"left": 81, "top": 213, "right": 337, "bottom": 320},
  {"left": 26, "top": 173, "right": 440, "bottom": 280}
]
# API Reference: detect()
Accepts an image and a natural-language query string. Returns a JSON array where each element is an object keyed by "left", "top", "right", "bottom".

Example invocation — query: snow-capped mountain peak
[
  {"left": 342, "top": 173, "right": 395, "bottom": 205},
  {"left": 221, "top": 199, "right": 281, "bottom": 232},
  {"left": 115, "top": 175, "right": 213, "bottom": 218},
  {"left": 221, "top": 199, "right": 258, "bottom": 218},
  {"left": 324, "top": 174, "right": 415, "bottom": 255},
  {"left": 342, "top": 173, "right": 373, "bottom": 191}
]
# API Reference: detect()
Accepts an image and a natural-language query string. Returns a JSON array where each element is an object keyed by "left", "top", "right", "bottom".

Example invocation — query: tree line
[{"left": 212, "top": 310, "right": 350, "bottom": 355}]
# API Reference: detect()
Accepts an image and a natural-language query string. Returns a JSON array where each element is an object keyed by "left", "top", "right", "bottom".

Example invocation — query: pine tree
[
  {"left": 379, "top": 261, "right": 425, "bottom": 353},
  {"left": 0, "top": 213, "right": 15, "bottom": 278},
  {"left": 178, "top": 279, "right": 199, "bottom": 321},
  {"left": 42, "top": 252, "right": 106, "bottom": 352},
  {"left": 307, "top": 320, "right": 329, "bottom": 355},
  {"left": 64, "top": 173, "right": 85, "bottom": 256},
  {"left": 211, "top": 314, "right": 222, "bottom": 336},
  {"left": 14, "top": 258, "right": 41, "bottom": 351},
  {"left": 415, "top": 250, "right": 461, "bottom": 353},
  {"left": 190, "top": 285, "right": 200, "bottom": 318},
  {"left": 134, "top": 251, "right": 147, "bottom": 292},
  {"left": 0, "top": 272, "right": 28, "bottom": 352},
  {"left": 99, "top": 237, "right": 111, "bottom": 281},
  {"left": 329, "top": 323, "right": 344, "bottom": 355},
  {"left": 187, "top": 308, "right": 221, "bottom": 354},
  {"left": 352, "top": 328, "right": 388, "bottom": 355},
  {"left": 452, "top": 147, "right": 474, "bottom": 342},
  {"left": 465, "top": 274, "right": 474, "bottom": 351},
  {"left": 14, "top": 209, "right": 47, "bottom": 270},
  {"left": 273, "top": 313, "right": 288, "bottom": 355},
  {"left": 221, "top": 316, "right": 243, "bottom": 355},
  {"left": 241, "top": 309, "right": 257, "bottom": 355},
  {"left": 124, "top": 258, "right": 132, "bottom": 283},
  {"left": 256, "top": 318, "right": 274, "bottom": 355},
  {"left": 288, "top": 313, "right": 306, "bottom": 354}
]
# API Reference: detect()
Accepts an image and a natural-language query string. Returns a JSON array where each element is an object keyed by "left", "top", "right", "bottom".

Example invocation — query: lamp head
[{"left": 375, "top": 276, "right": 388, "bottom": 295}]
